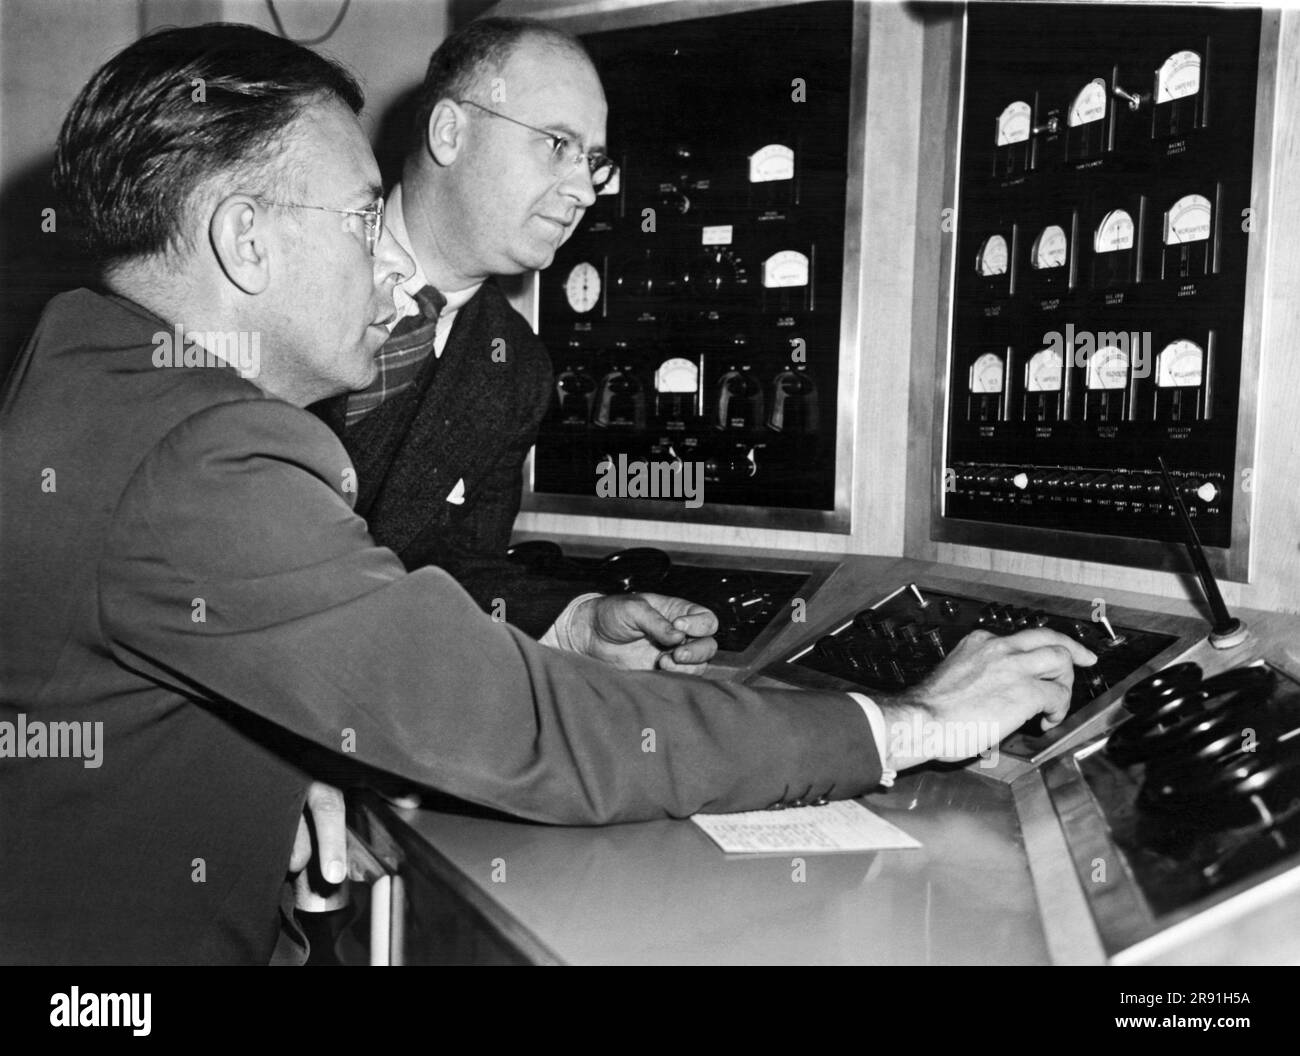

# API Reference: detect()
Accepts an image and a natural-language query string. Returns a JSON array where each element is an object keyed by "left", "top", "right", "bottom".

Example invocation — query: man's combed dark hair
[
  {"left": 409, "top": 16, "right": 591, "bottom": 161},
  {"left": 54, "top": 22, "right": 364, "bottom": 266}
]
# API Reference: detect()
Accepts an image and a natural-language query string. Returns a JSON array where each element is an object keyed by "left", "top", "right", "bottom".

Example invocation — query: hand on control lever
[{"left": 877, "top": 628, "right": 1098, "bottom": 771}]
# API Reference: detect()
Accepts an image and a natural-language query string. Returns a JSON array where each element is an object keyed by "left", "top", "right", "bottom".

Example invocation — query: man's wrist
[
  {"left": 875, "top": 693, "right": 934, "bottom": 773},
  {"left": 539, "top": 592, "right": 603, "bottom": 653}
]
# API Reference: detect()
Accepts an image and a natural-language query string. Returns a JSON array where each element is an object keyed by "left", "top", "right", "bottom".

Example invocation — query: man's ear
[
  {"left": 209, "top": 194, "right": 271, "bottom": 295},
  {"left": 426, "top": 99, "right": 467, "bottom": 167}
]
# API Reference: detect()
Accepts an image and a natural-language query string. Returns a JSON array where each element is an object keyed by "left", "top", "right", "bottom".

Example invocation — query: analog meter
[
  {"left": 1024, "top": 347, "right": 1064, "bottom": 422},
  {"left": 976, "top": 234, "right": 1009, "bottom": 277},
  {"left": 1162, "top": 193, "right": 1212, "bottom": 279},
  {"left": 970, "top": 352, "right": 1005, "bottom": 393},
  {"left": 1031, "top": 225, "right": 1068, "bottom": 270},
  {"left": 1155, "top": 338, "right": 1209, "bottom": 421},
  {"left": 1069, "top": 79, "right": 1108, "bottom": 126},
  {"left": 1157, "top": 338, "right": 1205, "bottom": 388},
  {"left": 749, "top": 143, "right": 795, "bottom": 183},
  {"left": 1026, "top": 347, "right": 1063, "bottom": 391},
  {"left": 1088, "top": 346, "right": 1130, "bottom": 390},
  {"left": 1085, "top": 344, "right": 1130, "bottom": 421},
  {"left": 564, "top": 262, "right": 601, "bottom": 314},
  {"left": 1164, "top": 194, "right": 1211, "bottom": 244},
  {"left": 967, "top": 351, "right": 1005, "bottom": 422},
  {"left": 996, "top": 101, "right": 1031, "bottom": 145},
  {"left": 654, "top": 356, "right": 699, "bottom": 393},
  {"left": 762, "top": 250, "right": 810, "bottom": 288},
  {"left": 1156, "top": 50, "right": 1201, "bottom": 103},
  {"left": 1095, "top": 209, "right": 1134, "bottom": 253}
]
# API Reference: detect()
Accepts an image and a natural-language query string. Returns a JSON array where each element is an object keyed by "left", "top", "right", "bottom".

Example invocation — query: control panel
[
  {"left": 938, "top": 3, "right": 1263, "bottom": 575},
  {"left": 777, "top": 581, "right": 1179, "bottom": 758},
  {"left": 1047, "top": 659, "right": 1300, "bottom": 958},
  {"left": 530, "top": 1, "right": 854, "bottom": 526}
]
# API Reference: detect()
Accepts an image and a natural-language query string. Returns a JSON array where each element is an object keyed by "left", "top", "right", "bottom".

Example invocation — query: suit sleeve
[{"left": 98, "top": 399, "right": 882, "bottom": 825}]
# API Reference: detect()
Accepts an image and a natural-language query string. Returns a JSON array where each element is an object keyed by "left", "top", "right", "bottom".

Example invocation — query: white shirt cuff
[
  {"left": 848, "top": 692, "right": 897, "bottom": 789},
  {"left": 539, "top": 593, "right": 604, "bottom": 651}
]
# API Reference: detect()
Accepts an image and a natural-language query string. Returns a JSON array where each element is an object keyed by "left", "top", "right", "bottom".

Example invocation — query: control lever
[
  {"left": 1111, "top": 83, "right": 1147, "bottom": 112},
  {"left": 1157, "top": 455, "right": 1247, "bottom": 649},
  {"left": 1096, "top": 613, "right": 1126, "bottom": 647}
]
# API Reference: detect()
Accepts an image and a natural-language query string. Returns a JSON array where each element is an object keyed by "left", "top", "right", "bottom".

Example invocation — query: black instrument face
[
  {"left": 505, "top": 545, "right": 810, "bottom": 654},
  {"left": 1079, "top": 662, "right": 1300, "bottom": 918},
  {"left": 532, "top": 1, "right": 853, "bottom": 515},
  {"left": 942, "top": 4, "right": 1262, "bottom": 557},
  {"left": 783, "top": 585, "right": 1176, "bottom": 753}
]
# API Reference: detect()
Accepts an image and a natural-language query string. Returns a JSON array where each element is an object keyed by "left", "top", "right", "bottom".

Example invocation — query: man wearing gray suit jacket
[{"left": 0, "top": 24, "right": 1091, "bottom": 964}]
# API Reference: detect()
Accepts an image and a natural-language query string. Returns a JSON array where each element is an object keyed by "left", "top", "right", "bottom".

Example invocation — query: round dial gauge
[
  {"left": 749, "top": 143, "right": 795, "bottom": 183},
  {"left": 655, "top": 357, "right": 699, "bottom": 394},
  {"left": 564, "top": 262, "right": 601, "bottom": 313},
  {"left": 1087, "top": 346, "right": 1130, "bottom": 390},
  {"left": 1068, "top": 78, "right": 1108, "bottom": 127},
  {"left": 762, "top": 249, "right": 809, "bottom": 288},
  {"left": 976, "top": 234, "right": 1009, "bottom": 277},
  {"left": 1094, "top": 209, "right": 1134, "bottom": 253},
  {"left": 1157, "top": 339, "right": 1205, "bottom": 388},
  {"left": 1164, "top": 194, "right": 1211, "bottom": 245},
  {"left": 996, "top": 101, "right": 1031, "bottom": 146},
  {"left": 969, "top": 352, "right": 1005, "bottom": 394},
  {"left": 1031, "top": 225, "right": 1068, "bottom": 270},
  {"left": 1156, "top": 50, "right": 1201, "bottom": 103},
  {"left": 1026, "top": 348, "right": 1063, "bottom": 392}
]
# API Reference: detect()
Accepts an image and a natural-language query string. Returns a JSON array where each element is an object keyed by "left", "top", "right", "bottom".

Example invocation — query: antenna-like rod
[{"left": 1157, "top": 456, "right": 1247, "bottom": 649}]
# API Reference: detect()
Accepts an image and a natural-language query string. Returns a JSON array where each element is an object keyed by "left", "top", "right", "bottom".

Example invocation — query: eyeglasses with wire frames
[
  {"left": 456, "top": 99, "right": 617, "bottom": 191},
  {"left": 256, "top": 196, "right": 386, "bottom": 256}
]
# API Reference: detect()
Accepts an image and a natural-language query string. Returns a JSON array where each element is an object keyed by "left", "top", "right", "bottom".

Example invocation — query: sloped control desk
[{"left": 353, "top": 547, "right": 1299, "bottom": 965}]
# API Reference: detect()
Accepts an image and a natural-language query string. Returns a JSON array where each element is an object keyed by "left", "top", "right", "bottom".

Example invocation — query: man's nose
[
  {"left": 559, "top": 163, "right": 599, "bottom": 208},
  {"left": 375, "top": 226, "right": 415, "bottom": 287}
]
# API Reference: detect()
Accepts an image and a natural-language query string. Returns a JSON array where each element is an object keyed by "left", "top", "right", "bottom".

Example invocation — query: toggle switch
[{"left": 1097, "top": 613, "right": 1127, "bottom": 647}]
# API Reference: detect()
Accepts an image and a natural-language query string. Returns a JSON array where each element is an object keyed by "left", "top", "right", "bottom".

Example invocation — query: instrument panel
[
  {"left": 938, "top": 3, "right": 1264, "bottom": 578},
  {"left": 530, "top": 1, "right": 855, "bottom": 527}
]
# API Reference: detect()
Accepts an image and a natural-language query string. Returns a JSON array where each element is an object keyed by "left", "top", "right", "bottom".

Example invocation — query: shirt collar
[{"left": 386, "top": 183, "right": 482, "bottom": 324}]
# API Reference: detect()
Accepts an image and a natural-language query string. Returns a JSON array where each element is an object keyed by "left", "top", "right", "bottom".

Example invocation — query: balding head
[{"left": 401, "top": 18, "right": 608, "bottom": 289}]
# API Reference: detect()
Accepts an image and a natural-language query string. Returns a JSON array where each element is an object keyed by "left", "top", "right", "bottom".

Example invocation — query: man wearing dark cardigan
[{"left": 313, "top": 18, "right": 719, "bottom": 666}]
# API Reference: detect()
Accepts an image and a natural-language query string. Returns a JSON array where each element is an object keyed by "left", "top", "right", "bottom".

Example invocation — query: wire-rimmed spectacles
[
  {"left": 258, "top": 196, "right": 386, "bottom": 256},
  {"left": 457, "top": 99, "right": 617, "bottom": 190}
]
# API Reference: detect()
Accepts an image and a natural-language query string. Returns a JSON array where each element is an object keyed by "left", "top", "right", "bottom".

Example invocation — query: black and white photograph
[{"left": 1, "top": 0, "right": 1297, "bottom": 1005}]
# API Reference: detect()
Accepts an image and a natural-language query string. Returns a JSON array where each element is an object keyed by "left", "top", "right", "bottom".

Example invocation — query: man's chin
[
  {"left": 517, "top": 241, "right": 559, "bottom": 272},
  {"left": 347, "top": 351, "right": 380, "bottom": 392}
]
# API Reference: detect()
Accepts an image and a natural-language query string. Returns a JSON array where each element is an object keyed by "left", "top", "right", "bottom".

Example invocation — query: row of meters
[
  {"left": 963, "top": 332, "right": 1214, "bottom": 424},
  {"left": 991, "top": 47, "right": 1214, "bottom": 173},
  {"left": 553, "top": 359, "right": 820, "bottom": 434},
  {"left": 969, "top": 186, "right": 1226, "bottom": 295}
]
